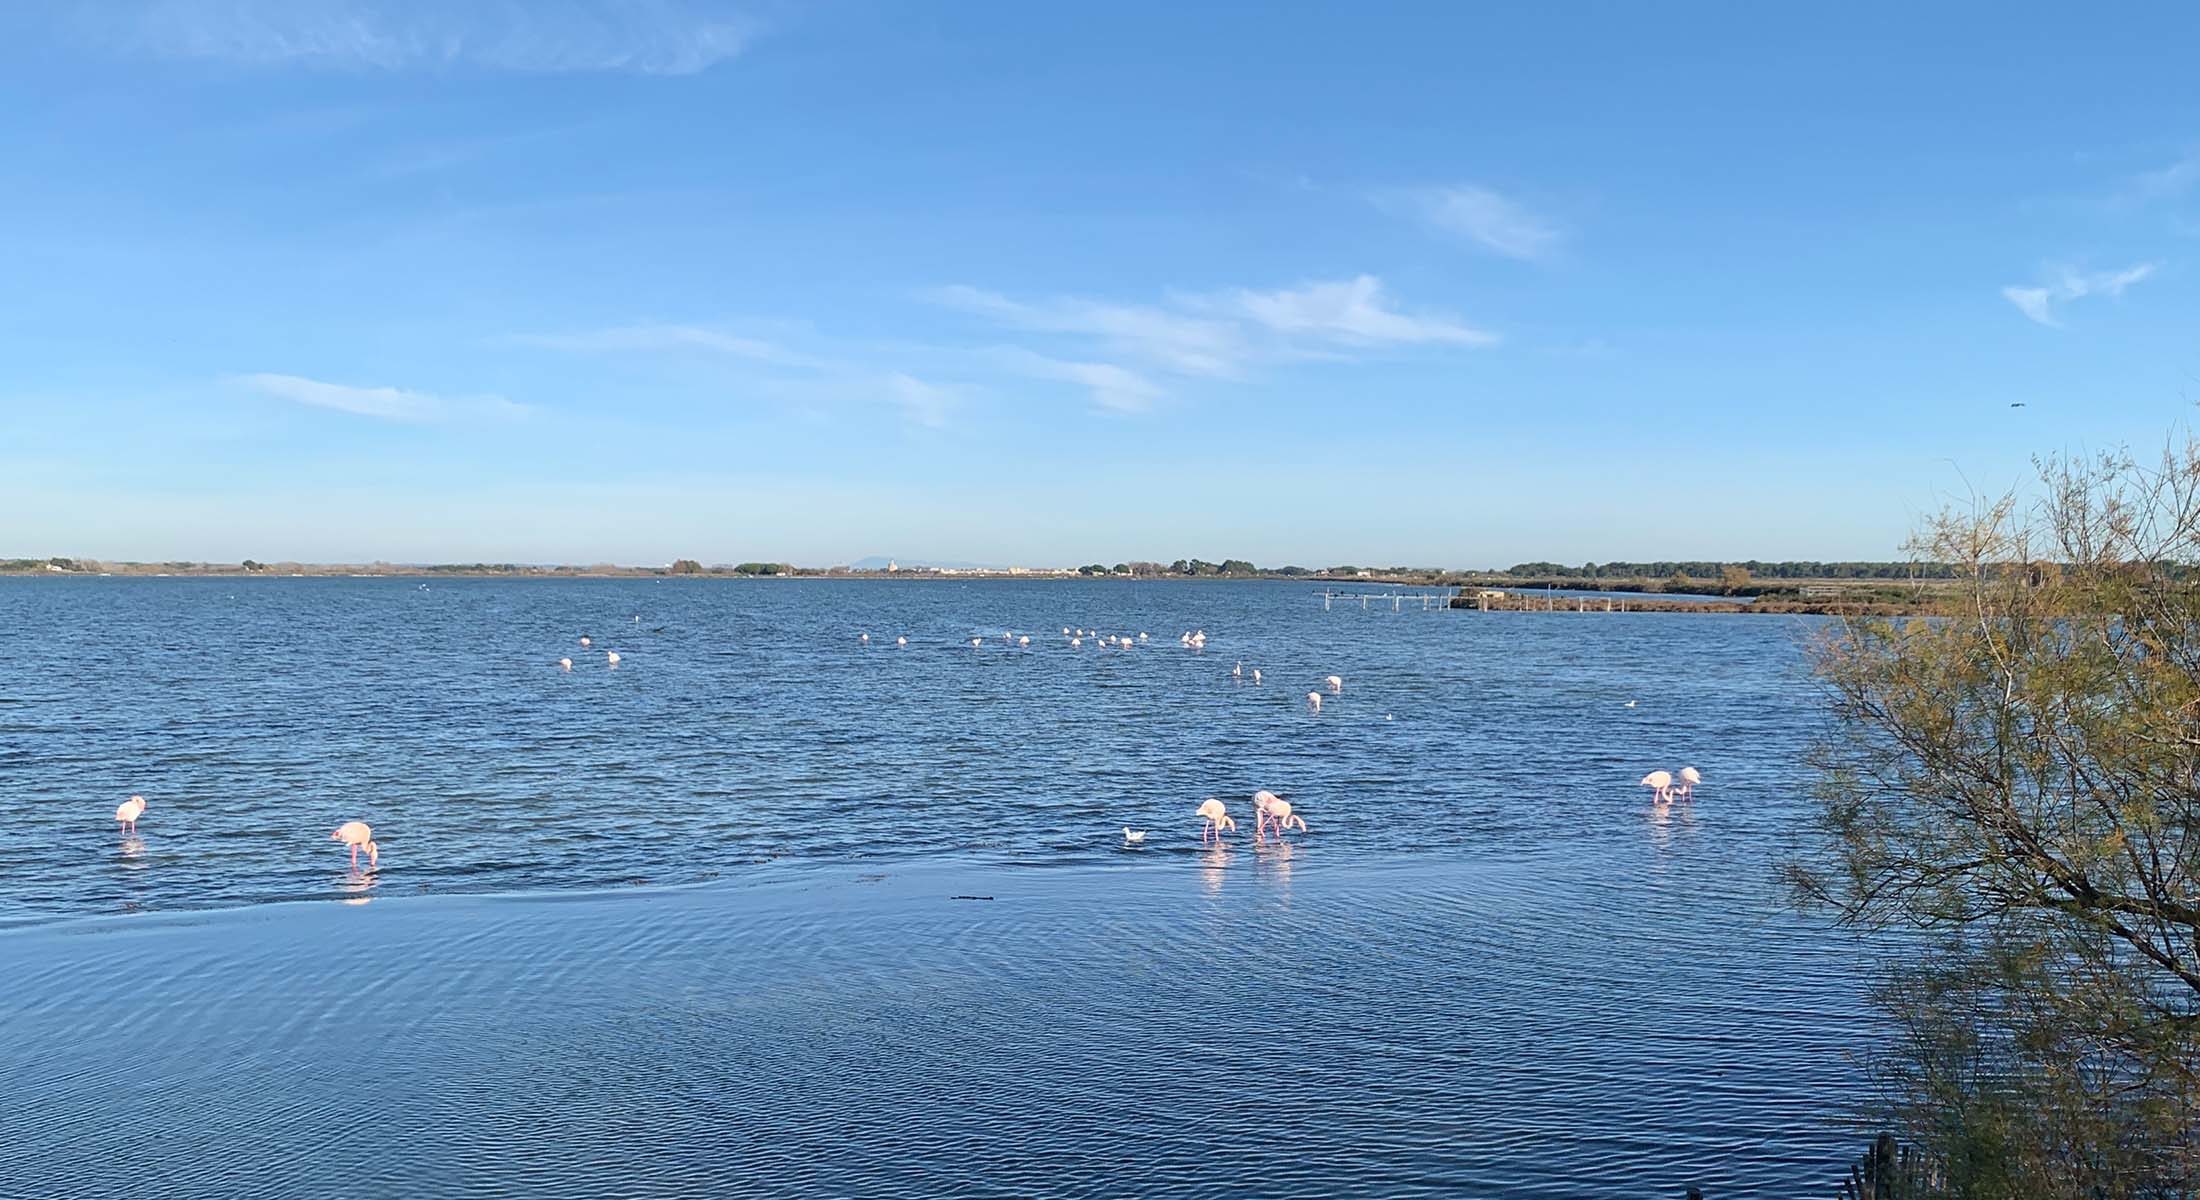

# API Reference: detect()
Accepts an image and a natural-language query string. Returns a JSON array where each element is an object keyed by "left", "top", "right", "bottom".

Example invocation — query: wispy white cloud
[
  {"left": 2000, "top": 262, "right": 2158, "bottom": 327},
  {"left": 927, "top": 286, "right": 1245, "bottom": 378},
  {"left": 511, "top": 324, "right": 803, "bottom": 364},
  {"left": 1379, "top": 184, "right": 1562, "bottom": 261},
  {"left": 2121, "top": 151, "right": 2200, "bottom": 206},
  {"left": 883, "top": 374, "right": 954, "bottom": 428},
  {"left": 990, "top": 349, "right": 1163, "bottom": 413},
  {"left": 932, "top": 274, "right": 1494, "bottom": 387},
  {"left": 236, "top": 372, "right": 524, "bottom": 421},
  {"left": 1221, "top": 275, "right": 1498, "bottom": 347},
  {"left": 88, "top": 0, "right": 752, "bottom": 75}
]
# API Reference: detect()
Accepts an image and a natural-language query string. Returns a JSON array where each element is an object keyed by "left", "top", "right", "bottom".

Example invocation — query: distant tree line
[{"left": 1504, "top": 560, "right": 1962, "bottom": 580}]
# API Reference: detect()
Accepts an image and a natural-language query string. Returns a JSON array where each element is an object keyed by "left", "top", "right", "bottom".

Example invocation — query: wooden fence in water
[
  {"left": 1678, "top": 1134, "right": 1944, "bottom": 1200},
  {"left": 1835, "top": 1134, "right": 1945, "bottom": 1199}
]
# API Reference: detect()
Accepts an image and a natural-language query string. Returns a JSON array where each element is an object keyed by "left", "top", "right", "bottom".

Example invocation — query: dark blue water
[{"left": 0, "top": 578, "right": 1869, "bottom": 1196}]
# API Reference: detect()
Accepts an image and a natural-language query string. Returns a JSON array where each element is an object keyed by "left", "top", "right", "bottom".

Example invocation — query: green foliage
[
  {"left": 668, "top": 559, "right": 704, "bottom": 575},
  {"left": 731, "top": 562, "right": 787, "bottom": 576},
  {"left": 1796, "top": 441, "right": 2200, "bottom": 1195}
]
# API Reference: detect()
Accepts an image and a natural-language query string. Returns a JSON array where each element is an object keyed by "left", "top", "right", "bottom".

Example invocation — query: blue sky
[{"left": 4, "top": 2, "right": 2198, "bottom": 568}]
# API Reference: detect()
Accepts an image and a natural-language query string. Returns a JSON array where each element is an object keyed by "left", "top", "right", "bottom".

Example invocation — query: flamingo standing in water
[
  {"left": 332, "top": 821, "right": 379, "bottom": 871},
  {"left": 606, "top": 651, "right": 620, "bottom": 667},
  {"left": 1123, "top": 828, "right": 1147, "bottom": 844},
  {"left": 1675, "top": 766, "right": 1702, "bottom": 800},
  {"left": 1253, "top": 789, "right": 1283, "bottom": 835},
  {"left": 1640, "top": 770, "right": 1674, "bottom": 803},
  {"left": 860, "top": 632, "right": 870, "bottom": 643},
  {"left": 558, "top": 657, "right": 572, "bottom": 671},
  {"left": 580, "top": 636, "right": 592, "bottom": 648},
  {"left": 1232, "top": 661, "right": 1243, "bottom": 678},
  {"left": 897, "top": 637, "right": 907, "bottom": 647},
  {"left": 1251, "top": 669, "right": 1261, "bottom": 684},
  {"left": 1196, "top": 798, "right": 1236, "bottom": 843},
  {"left": 115, "top": 795, "right": 146, "bottom": 835},
  {"left": 1326, "top": 675, "right": 1343, "bottom": 694},
  {"left": 1255, "top": 791, "right": 1308, "bottom": 837},
  {"left": 1307, "top": 692, "right": 1323, "bottom": 713}
]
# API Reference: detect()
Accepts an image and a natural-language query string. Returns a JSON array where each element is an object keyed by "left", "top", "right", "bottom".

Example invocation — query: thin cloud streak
[
  {"left": 2000, "top": 262, "right": 2158, "bottom": 327},
  {"left": 933, "top": 274, "right": 1497, "bottom": 383},
  {"left": 928, "top": 285, "right": 1245, "bottom": 377},
  {"left": 884, "top": 373, "right": 954, "bottom": 428},
  {"left": 235, "top": 372, "right": 525, "bottom": 422},
  {"left": 86, "top": 0, "right": 753, "bottom": 75},
  {"left": 1380, "top": 184, "right": 1562, "bottom": 261},
  {"left": 990, "top": 348, "right": 1163, "bottom": 413},
  {"left": 1223, "top": 276, "right": 1498, "bottom": 347},
  {"left": 513, "top": 324, "right": 809, "bottom": 366}
]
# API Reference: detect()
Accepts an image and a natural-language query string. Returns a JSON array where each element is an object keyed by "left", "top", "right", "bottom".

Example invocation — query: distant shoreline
[{"left": 2, "top": 560, "right": 1945, "bottom": 614}]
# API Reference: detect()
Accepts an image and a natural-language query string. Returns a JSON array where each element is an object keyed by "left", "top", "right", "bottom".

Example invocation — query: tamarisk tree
[{"left": 1798, "top": 442, "right": 2200, "bottom": 1197}]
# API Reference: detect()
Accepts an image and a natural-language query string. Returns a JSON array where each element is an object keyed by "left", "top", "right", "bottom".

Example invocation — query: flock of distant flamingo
[{"left": 99, "top": 619, "right": 1704, "bottom": 879}]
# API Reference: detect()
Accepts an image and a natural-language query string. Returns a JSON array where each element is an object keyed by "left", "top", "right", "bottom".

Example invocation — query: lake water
[{"left": 0, "top": 578, "right": 1869, "bottom": 1196}]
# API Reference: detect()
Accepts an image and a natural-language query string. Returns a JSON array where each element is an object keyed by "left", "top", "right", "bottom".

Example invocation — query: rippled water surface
[{"left": 1, "top": 578, "right": 1869, "bottom": 1196}]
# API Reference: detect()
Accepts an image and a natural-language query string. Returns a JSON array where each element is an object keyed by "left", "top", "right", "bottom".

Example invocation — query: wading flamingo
[
  {"left": 1071, "top": 637, "right": 1082, "bottom": 647},
  {"left": 1232, "top": 661, "right": 1242, "bottom": 678},
  {"left": 1253, "top": 789, "right": 1283, "bottom": 835},
  {"left": 1196, "top": 798, "right": 1236, "bottom": 844},
  {"left": 1267, "top": 798, "right": 1308, "bottom": 836},
  {"left": 558, "top": 657, "right": 572, "bottom": 671},
  {"left": 115, "top": 795, "right": 146, "bottom": 834},
  {"left": 1307, "top": 692, "right": 1323, "bottom": 713},
  {"left": 970, "top": 638, "right": 982, "bottom": 647},
  {"left": 1640, "top": 770, "right": 1674, "bottom": 803},
  {"left": 1019, "top": 635, "right": 1030, "bottom": 646},
  {"left": 606, "top": 652, "right": 620, "bottom": 667},
  {"left": 1676, "top": 766, "right": 1702, "bottom": 800},
  {"left": 579, "top": 636, "right": 592, "bottom": 648},
  {"left": 332, "top": 821, "right": 379, "bottom": 871},
  {"left": 1252, "top": 668, "right": 1262, "bottom": 684},
  {"left": 897, "top": 637, "right": 907, "bottom": 646},
  {"left": 1326, "top": 675, "right": 1343, "bottom": 694},
  {"left": 1123, "top": 828, "right": 1147, "bottom": 844},
  {"left": 860, "top": 632, "right": 870, "bottom": 643}
]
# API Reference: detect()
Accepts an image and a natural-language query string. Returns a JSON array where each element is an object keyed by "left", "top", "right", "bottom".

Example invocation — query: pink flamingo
[
  {"left": 1326, "top": 675, "right": 1343, "bottom": 694},
  {"left": 1253, "top": 790, "right": 1309, "bottom": 838},
  {"left": 1307, "top": 692, "right": 1323, "bottom": 713},
  {"left": 115, "top": 795, "right": 146, "bottom": 835},
  {"left": 1640, "top": 770, "right": 1674, "bottom": 803},
  {"left": 1196, "top": 798, "right": 1236, "bottom": 844},
  {"left": 331, "top": 821, "right": 379, "bottom": 871},
  {"left": 1675, "top": 766, "right": 1702, "bottom": 801}
]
